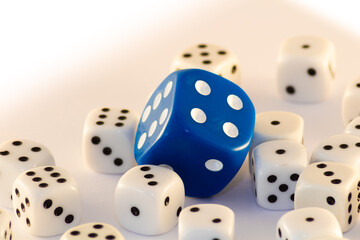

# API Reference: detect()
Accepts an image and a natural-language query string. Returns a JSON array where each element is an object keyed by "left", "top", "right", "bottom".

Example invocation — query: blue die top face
[{"left": 135, "top": 69, "right": 255, "bottom": 197}]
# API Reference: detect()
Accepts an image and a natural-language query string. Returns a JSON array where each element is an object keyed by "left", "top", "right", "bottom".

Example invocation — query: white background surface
[{"left": 1, "top": 0, "right": 360, "bottom": 239}]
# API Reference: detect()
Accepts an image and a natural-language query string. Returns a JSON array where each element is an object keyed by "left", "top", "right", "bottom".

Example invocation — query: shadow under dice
[
  {"left": 134, "top": 69, "right": 255, "bottom": 197},
  {"left": 12, "top": 166, "right": 81, "bottom": 237},
  {"left": 295, "top": 162, "right": 359, "bottom": 232},
  {"left": 114, "top": 165, "right": 185, "bottom": 236},
  {"left": 0, "top": 139, "right": 55, "bottom": 209},
  {"left": 60, "top": 222, "right": 124, "bottom": 240},
  {"left": 170, "top": 43, "right": 241, "bottom": 85},
  {"left": 252, "top": 140, "right": 308, "bottom": 210},
  {"left": 277, "top": 35, "right": 335, "bottom": 103},
  {"left": 83, "top": 107, "right": 138, "bottom": 174},
  {"left": 178, "top": 204, "right": 235, "bottom": 240}
]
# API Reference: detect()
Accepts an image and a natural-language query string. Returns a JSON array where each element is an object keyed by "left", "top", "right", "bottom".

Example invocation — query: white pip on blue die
[
  {"left": 178, "top": 204, "right": 235, "bottom": 240},
  {"left": 170, "top": 43, "right": 241, "bottom": 85},
  {"left": 0, "top": 208, "right": 13, "bottom": 240},
  {"left": 310, "top": 134, "right": 360, "bottom": 175},
  {"left": 60, "top": 222, "right": 124, "bottom": 240},
  {"left": 344, "top": 116, "right": 360, "bottom": 137},
  {"left": 12, "top": 166, "right": 81, "bottom": 236},
  {"left": 276, "top": 207, "right": 342, "bottom": 240},
  {"left": 114, "top": 164, "right": 185, "bottom": 235},
  {"left": 295, "top": 162, "right": 359, "bottom": 232},
  {"left": 0, "top": 139, "right": 55, "bottom": 209},
  {"left": 252, "top": 140, "right": 308, "bottom": 210},
  {"left": 277, "top": 36, "right": 335, "bottom": 102},
  {"left": 342, "top": 76, "right": 360, "bottom": 125},
  {"left": 249, "top": 111, "right": 304, "bottom": 175},
  {"left": 83, "top": 107, "right": 138, "bottom": 174}
]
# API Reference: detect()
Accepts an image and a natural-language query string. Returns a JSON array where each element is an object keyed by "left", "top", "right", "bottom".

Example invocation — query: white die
[
  {"left": 252, "top": 140, "right": 308, "bottom": 210},
  {"left": 83, "top": 107, "right": 138, "bottom": 174},
  {"left": 178, "top": 204, "right": 235, "bottom": 240},
  {"left": 344, "top": 116, "right": 360, "bottom": 137},
  {"left": 310, "top": 134, "right": 360, "bottom": 175},
  {"left": 249, "top": 111, "right": 304, "bottom": 174},
  {"left": 342, "top": 76, "right": 360, "bottom": 125},
  {"left": 276, "top": 207, "right": 342, "bottom": 240},
  {"left": 170, "top": 43, "right": 241, "bottom": 85},
  {"left": 295, "top": 162, "right": 358, "bottom": 232},
  {"left": 277, "top": 36, "right": 335, "bottom": 102},
  {"left": 12, "top": 166, "right": 81, "bottom": 236},
  {"left": 0, "top": 208, "right": 13, "bottom": 240},
  {"left": 114, "top": 165, "right": 185, "bottom": 235},
  {"left": 60, "top": 222, "right": 124, "bottom": 240},
  {"left": 0, "top": 139, "right": 55, "bottom": 209},
  {"left": 309, "top": 238, "right": 350, "bottom": 240}
]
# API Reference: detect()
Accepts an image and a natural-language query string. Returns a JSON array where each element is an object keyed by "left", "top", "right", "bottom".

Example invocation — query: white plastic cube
[
  {"left": 12, "top": 166, "right": 81, "bottom": 236},
  {"left": 0, "top": 208, "right": 13, "bottom": 240},
  {"left": 295, "top": 162, "right": 358, "bottom": 232},
  {"left": 170, "top": 43, "right": 241, "bottom": 85},
  {"left": 178, "top": 204, "right": 235, "bottom": 240},
  {"left": 0, "top": 139, "right": 55, "bottom": 209},
  {"left": 252, "top": 140, "right": 308, "bottom": 210},
  {"left": 310, "top": 134, "right": 360, "bottom": 175},
  {"left": 344, "top": 116, "right": 360, "bottom": 137},
  {"left": 83, "top": 107, "right": 138, "bottom": 174},
  {"left": 114, "top": 165, "right": 185, "bottom": 235},
  {"left": 249, "top": 111, "right": 304, "bottom": 174},
  {"left": 277, "top": 36, "right": 335, "bottom": 102},
  {"left": 342, "top": 77, "right": 360, "bottom": 125},
  {"left": 60, "top": 222, "right": 124, "bottom": 240},
  {"left": 276, "top": 207, "right": 342, "bottom": 240}
]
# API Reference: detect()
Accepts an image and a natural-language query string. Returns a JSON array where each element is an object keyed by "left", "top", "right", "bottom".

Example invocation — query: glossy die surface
[
  {"left": 178, "top": 204, "right": 235, "bottom": 240},
  {"left": 310, "top": 134, "right": 360, "bottom": 175},
  {"left": 276, "top": 207, "right": 342, "bottom": 240},
  {"left": 83, "top": 107, "right": 138, "bottom": 174},
  {"left": 114, "top": 165, "right": 184, "bottom": 236},
  {"left": 277, "top": 36, "right": 335, "bottom": 102},
  {"left": 12, "top": 166, "right": 81, "bottom": 236},
  {"left": 295, "top": 162, "right": 358, "bottom": 232},
  {"left": 134, "top": 69, "right": 255, "bottom": 197},
  {"left": 344, "top": 116, "right": 360, "bottom": 137},
  {"left": 252, "top": 140, "right": 308, "bottom": 210},
  {"left": 60, "top": 222, "right": 124, "bottom": 240},
  {"left": 342, "top": 77, "right": 360, "bottom": 125},
  {"left": 249, "top": 111, "right": 304, "bottom": 175},
  {"left": 0, "top": 139, "right": 55, "bottom": 209},
  {"left": 170, "top": 43, "right": 241, "bottom": 85},
  {"left": 0, "top": 208, "right": 13, "bottom": 240}
]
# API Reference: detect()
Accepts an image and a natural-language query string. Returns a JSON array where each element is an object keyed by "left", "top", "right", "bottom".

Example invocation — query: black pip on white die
[
  {"left": 83, "top": 107, "right": 138, "bottom": 174},
  {"left": 252, "top": 140, "right": 308, "bottom": 210},
  {"left": 170, "top": 43, "right": 241, "bottom": 85},
  {"left": 295, "top": 162, "right": 359, "bottom": 232},
  {"left": 12, "top": 166, "right": 81, "bottom": 237},
  {"left": 60, "top": 222, "right": 125, "bottom": 240},
  {"left": 0, "top": 139, "right": 55, "bottom": 209},
  {"left": 114, "top": 165, "right": 185, "bottom": 236}
]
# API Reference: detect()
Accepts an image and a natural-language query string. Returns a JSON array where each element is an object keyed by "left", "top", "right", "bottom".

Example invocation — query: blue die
[{"left": 134, "top": 69, "right": 255, "bottom": 197}]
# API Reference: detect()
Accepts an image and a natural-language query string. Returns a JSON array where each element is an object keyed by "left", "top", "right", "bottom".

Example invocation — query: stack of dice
[{"left": 2, "top": 36, "right": 360, "bottom": 240}]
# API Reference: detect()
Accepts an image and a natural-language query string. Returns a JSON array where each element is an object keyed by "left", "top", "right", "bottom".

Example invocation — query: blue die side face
[{"left": 135, "top": 69, "right": 255, "bottom": 197}]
